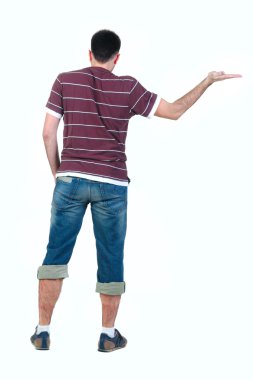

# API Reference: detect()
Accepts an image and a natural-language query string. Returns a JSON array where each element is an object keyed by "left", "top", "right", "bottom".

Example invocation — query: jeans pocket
[
  {"left": 57, "top": 176, "right": 73, "bottom": 183},
  {"left": 52, "top": 178, "right": 79, "bottom": 210},
  {"left": 99, "top": 183, "right": 128, "bottom": 215}
]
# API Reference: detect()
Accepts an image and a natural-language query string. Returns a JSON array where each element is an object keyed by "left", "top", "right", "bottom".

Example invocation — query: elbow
[
  {"left": 170, "top": 102, "right": 183, "bottom": 121},
  {"left": 43, "top": 134, "right": 54, "bottom": 143},
  {"left": 171, "top": 112, "right": 181, "bottom": 121},
  {"left": 163, "top": 112, "right": 181, "bottom": 121},
  {"left": 42, "top": 133, "right": 50, "bottom": 140},
  {"left": 42, "top": 132, "right": 57, "bottom": 140}
]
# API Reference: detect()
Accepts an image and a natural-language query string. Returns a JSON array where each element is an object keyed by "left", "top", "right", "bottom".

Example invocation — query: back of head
[{"left": 91, "top": 29, "right": 121, "bottom": 63}]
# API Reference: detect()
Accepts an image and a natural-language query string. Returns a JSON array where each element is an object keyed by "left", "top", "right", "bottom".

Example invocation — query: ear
[
  {"left": 114, "top": 53, "right": 120, "bottom": 65},
  {"left": 89, "top": 50, "right": 92, "bottom": 62}
]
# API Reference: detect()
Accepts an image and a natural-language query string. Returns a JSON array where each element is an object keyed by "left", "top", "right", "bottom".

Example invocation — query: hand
[{"left": 207, "top": 71, "right": 242, "bottom": 84}]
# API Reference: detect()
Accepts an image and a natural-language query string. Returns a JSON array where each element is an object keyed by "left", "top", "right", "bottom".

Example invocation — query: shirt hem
[
  {"left": 147, "top": 95, "right": 162, "bottom": 119},
  {"left": 45, "top": 107, "right": 63, "bottom": 119},
  {"left": 56, "top": 171, "right": 129, "bottom": 186}
]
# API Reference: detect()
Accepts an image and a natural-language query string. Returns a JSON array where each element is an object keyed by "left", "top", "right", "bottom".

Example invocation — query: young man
[{"left": 31, "top": 29, "right": 241, "bottom": 352}]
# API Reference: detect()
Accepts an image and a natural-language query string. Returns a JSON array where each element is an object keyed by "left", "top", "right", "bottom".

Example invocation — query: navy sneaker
[
  {"left": 30, "top": 327, "right": 50, "bottom": 350},
  {"left": 98, "top": 328, "right": 127, "bottom": 352}
]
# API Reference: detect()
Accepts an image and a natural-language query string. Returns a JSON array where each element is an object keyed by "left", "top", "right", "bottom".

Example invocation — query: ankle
[
  {"left": 102, "top": 326, "right": 115, "bottom": 338},
  {"left": 36, "top": 324, "right": 50, "bottom": 334}
]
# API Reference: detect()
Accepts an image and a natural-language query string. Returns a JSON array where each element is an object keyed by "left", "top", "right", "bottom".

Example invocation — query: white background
[{"left": 1, "top": 0, "right": 252, "bottom": 379}]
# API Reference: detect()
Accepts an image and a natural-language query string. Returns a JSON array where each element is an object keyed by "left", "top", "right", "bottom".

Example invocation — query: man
[{"left": 30, "top": 29, "right": 241, "bottom": 352}]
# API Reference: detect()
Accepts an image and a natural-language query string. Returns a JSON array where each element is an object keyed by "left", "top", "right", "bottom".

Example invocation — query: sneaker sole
[
  {"left": 33, "top": 346, "right": 50, "bottom": 350},
  {"left": 98, "top": 342, "right": 127, "bottom": 352}
]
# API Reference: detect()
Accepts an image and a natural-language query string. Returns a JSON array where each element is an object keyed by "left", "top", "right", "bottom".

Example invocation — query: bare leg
[
  {"left": 39, "top": 279, "right": 63, "bottom": 325},
  {"left": 100, "top": 294, "right": 121, "bottom": 327}
]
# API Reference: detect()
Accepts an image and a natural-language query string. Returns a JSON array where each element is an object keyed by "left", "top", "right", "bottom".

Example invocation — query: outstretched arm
[{"left": 154, "top": 71, "right": 242, "bottom": 120}]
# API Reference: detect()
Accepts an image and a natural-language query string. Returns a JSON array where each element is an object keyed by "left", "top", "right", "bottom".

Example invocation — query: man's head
[{"left": 89, "top": 29, "right": 121, "bottom": 70}]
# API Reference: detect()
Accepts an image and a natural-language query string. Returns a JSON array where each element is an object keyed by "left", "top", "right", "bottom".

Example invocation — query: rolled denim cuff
[
  {"left": 96, "top": 281, "right": 126, "bottom": 295},
  {"left": 37, "top": 265, "right": 69, "bottom": 279}
]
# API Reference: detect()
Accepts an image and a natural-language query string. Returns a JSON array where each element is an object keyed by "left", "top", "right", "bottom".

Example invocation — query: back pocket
[{"left": 99, "top": 183, "right": 128, "bottom": 215}]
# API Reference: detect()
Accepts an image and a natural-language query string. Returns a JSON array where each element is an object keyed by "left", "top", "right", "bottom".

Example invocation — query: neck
[{"left": 91, "top": 60, "right": 114, "bottom": 72}]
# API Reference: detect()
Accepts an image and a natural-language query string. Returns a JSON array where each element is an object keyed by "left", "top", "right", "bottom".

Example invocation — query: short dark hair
[{"left": 91, "top": 29, "right": 121, "bottom": 63}]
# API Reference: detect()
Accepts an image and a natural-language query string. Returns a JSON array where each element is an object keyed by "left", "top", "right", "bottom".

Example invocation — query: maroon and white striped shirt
[{"left": 46, "top": 66, "right": 160, "bottom": 186}]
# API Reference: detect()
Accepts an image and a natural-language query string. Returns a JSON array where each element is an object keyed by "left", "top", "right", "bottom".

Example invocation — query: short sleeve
[
  {"left": 45, "top": 74, "right": 63, "bottom": 119},
  {"left": 129, "top": 80, "right": 159, "bottom": 118}
]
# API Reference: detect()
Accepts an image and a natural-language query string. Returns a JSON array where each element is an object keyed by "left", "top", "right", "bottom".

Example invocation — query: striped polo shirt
[{"left": 46, "top": 66, "right": 161, "bottom": 186}]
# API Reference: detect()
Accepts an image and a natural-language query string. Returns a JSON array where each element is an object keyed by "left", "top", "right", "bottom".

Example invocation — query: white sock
[
  {"left": 102, "top": 326, "right": 115, "bottom": 338},
  {"left": 36, "top": 324, "right": 50, "bottom": 334}
]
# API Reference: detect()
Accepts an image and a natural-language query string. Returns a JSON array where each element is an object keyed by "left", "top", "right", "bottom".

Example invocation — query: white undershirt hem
[
  {"left": 45, "top": 107, "right": 63, "bottom": 119},
  {"left": 147, "top": 95, "right": 162, "bottom": 119},
  {"left": 56, "top": 172, "right": 129, "bottom": 186}
]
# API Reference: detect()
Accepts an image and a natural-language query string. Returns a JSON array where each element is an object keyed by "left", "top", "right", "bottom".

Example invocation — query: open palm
[{"left": 208, "top": 71, "right": 242, "bottom": 83}]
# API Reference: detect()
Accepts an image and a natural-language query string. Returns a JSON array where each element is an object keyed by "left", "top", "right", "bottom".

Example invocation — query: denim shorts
[{"left": 37, "top": 176, "right": 128, "bottom": 295}]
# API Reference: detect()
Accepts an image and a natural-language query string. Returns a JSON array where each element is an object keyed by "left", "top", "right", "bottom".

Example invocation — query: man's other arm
[
  {"left": 42, "top": 113, "right": 61, "bottom": 182},
  {"left": 154, "top": 71, "right": 242, "bottom": 120}
]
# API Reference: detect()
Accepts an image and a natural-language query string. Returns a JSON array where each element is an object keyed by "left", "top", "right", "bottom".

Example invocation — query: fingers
[
  {"left": 226, "top": 74, "right": 242, "bottom": 78},
  {"left": 208, "top": 71, "right": 242, "bottom": 79},
  {"left": 209, "top": 71, "right": 242, "bottom": 82},
  {"left": 219, "top": 73, "right": 242, "bottom": 80}
]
